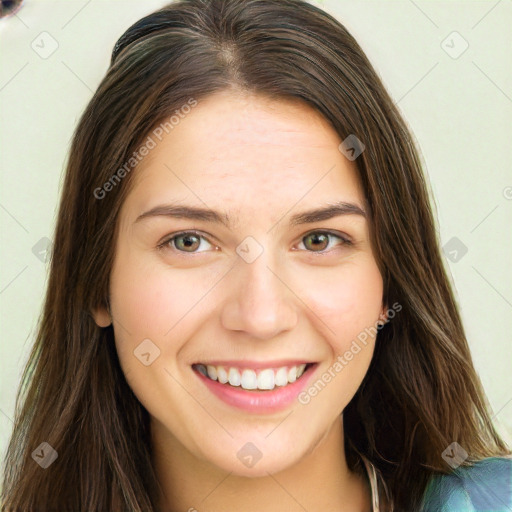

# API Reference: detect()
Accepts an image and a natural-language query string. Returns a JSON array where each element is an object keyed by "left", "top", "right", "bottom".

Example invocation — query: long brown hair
[{"left": 2, "top": 0, "right": 509, "bottom": 510}]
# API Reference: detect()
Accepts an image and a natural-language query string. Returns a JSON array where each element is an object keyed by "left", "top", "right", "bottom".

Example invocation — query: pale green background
[{"left": 1, "top": 0, "right": 511, "bottom": 465}]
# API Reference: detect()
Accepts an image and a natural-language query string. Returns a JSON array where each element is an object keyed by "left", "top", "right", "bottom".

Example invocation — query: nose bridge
[{"left": 220, "top": 247, "right": 298, "bottom": 339}]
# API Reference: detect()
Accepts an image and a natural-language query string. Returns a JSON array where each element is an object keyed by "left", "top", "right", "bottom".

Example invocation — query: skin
[{"left": 94, "top": 89, "right": 387, "bottom": 512}]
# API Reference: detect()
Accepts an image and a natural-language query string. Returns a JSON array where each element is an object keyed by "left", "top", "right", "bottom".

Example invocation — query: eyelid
[
  {"left": 157, "top": 229, "right": 216, "bottom": 252},
  {"left": 303, "top": 229, "right": 352, "bottom": 243},
  {"left": 294, "top": 230, "right": 353, "bottom": 251}
]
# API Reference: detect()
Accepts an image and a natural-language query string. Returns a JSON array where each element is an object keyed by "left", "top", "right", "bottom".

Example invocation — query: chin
[{"left": 199, "top": 437, "right": 306, "bottom": 478}]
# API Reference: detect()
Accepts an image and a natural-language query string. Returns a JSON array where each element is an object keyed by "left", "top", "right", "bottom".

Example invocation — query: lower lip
[{"left": 193, "top": 364, "right": 318, "bottom": 414}]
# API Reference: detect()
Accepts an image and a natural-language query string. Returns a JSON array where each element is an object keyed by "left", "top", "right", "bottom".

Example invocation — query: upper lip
[{"left": 192, "top": 359, "right": 316, "bottom": 370}]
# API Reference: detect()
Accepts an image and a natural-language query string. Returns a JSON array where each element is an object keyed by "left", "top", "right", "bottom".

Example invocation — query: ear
[
  {"left": 378, "top": 304, "right": 389, "bottom": 326},
  {"left": 92, "top": 302, "right": 112, "bottom": 328}
]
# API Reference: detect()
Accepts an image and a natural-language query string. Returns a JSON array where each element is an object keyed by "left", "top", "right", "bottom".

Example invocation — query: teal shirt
[{"left": 421, "top": 457, "right": 512, "bottom": 511}]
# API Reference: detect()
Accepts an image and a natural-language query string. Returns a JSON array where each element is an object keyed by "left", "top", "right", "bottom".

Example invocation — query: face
[{"left": 94, "top": 90, "right": 386, "bottom": 477}]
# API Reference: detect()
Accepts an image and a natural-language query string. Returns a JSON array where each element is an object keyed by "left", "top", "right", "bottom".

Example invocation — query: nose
[{"left": 220, "top": 253, "right": 298, "bottom": 340}]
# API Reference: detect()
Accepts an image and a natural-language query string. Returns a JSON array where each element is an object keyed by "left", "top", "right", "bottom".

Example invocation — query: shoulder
[{"left": 421, "top": 457, "right": 512, "bottom": 512}]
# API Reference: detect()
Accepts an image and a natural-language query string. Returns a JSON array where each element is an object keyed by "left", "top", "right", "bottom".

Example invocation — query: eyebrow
[{"left": 134, "top": 201, "right": 367, "bottom": 228}]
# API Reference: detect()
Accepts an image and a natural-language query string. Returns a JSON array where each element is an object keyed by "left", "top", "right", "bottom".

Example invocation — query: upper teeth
[{"left": 196, "top": 364, "right": 308, "bottom": 390}]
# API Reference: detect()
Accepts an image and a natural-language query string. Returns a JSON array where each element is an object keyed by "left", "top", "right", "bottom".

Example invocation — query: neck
[{"left": 151, "top": 415, "right": 372, "bottom": 512}]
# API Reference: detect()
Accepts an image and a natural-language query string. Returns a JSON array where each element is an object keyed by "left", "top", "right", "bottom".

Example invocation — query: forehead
[{"left": 124, "top": 90, "right": 365, "bottom": 221}]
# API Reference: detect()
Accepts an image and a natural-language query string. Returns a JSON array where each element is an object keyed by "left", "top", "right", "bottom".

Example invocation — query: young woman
[{"left": 2, "top": 0, "right": 511, "bottom": 510}]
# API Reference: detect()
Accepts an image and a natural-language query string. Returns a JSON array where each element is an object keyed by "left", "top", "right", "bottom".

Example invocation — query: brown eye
[
  {"left": 299, "top": 231, "right": 351, "bottom": 253},
  {"left": 174, "top": 233, "right": 201, "bottom": 252},
  {"left": 159, "top": 231, "right": 215, "bottom": 253},
  {"left": 303, "top": 233, "right": 330, "bottom": 252}
]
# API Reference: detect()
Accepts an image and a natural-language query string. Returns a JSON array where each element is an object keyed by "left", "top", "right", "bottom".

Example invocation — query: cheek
[
  {"left": 106, "top": 254, "right": 194, "bottom": 412},
  {"left": 298, "top": 258, "right": 384, "bottom": 352},
  {"left": 298, "top": 261, "right": 383, "bottom": 411},
  {"left": 109, "top": 249, "right": 204, "bottom": 334},
  {"left": 111, "top": 265, "right": 172, "bottom": 337},
  {"left": 108, "top": 249, "right": 222, "bottom": 369}
]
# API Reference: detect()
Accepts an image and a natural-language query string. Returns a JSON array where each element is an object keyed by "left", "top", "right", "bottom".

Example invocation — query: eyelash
[{"left": 157, "top": 229, "right": 353, "bottom": 255}]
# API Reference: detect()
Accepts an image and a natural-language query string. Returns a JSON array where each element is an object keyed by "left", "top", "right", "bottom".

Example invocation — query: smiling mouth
[{"left": 192, "top": 362, "right": 316, "bottom": 392}]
